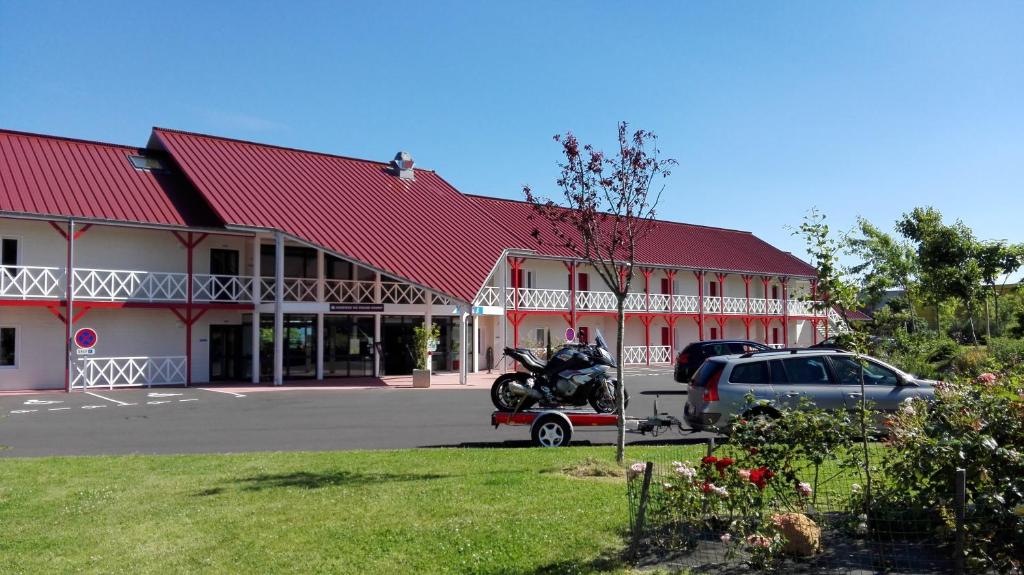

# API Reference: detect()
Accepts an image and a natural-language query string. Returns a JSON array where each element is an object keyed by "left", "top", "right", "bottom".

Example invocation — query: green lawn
[{"left": 0, "top": 446, "right": 703, "bottom": 575}]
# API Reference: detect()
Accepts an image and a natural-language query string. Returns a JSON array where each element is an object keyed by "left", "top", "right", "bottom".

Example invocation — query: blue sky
[{"left": 1, "top": 1, "right": 1022, "bottom": 266}]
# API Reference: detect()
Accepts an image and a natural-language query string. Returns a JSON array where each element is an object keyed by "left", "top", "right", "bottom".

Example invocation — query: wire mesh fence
[{"left": 626, "top": 440, "right": 1020, "bottom": 574}]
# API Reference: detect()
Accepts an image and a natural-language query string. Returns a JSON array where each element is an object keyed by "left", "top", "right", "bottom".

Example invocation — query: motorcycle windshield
[{"left": 595, "top": 330, "right": 609, "bottom": 351}]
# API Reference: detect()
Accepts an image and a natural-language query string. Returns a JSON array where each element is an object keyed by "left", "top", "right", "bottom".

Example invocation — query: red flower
[
  {"left": 715, "top": 457, "right": 735, "bottom": 473},
  {"left": 701, "top": 482, "right": 714, "bottom": 493},
  {"left": 701, "top": 455, "right": 718, "bottom": 466},
  {"left": 748, "top": 467, "right": 775, "bottom": 490},
  {"left": 749, "top": 448, "right": 759, "bottom": 455}
]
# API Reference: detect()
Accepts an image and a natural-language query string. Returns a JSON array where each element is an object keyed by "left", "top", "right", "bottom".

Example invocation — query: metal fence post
[
  {"left": 954, "top": 468, "right": 966, "bottom": 575},
  {"left": 706, "top": 437, "right": 716, "bottom": 457},
  {"left": 630, "top": 461, "right": 655, "bottom": 557}
]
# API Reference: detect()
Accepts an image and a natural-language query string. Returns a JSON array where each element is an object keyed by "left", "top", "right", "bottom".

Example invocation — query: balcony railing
[
  {"left": 193, "top": 274, "right": 254, "bottom": 302},
  {"left": 71, "top": 356, "right": 187, "bottom": 389},
  {"left": 471, "top": 285, "right": 829, "bottom": 317},
  {"left": 622, "top": 345, "right": 672, "bottom": 364},
  {"left": 0, "top": 265, "right": 63, "bottom": 299}
]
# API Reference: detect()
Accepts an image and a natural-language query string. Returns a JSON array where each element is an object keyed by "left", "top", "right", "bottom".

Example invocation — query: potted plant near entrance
[{"left": 412, "top": 323, "right": 440, "bottom": 388}]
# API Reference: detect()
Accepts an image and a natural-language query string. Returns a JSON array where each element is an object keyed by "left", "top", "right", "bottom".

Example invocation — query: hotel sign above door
[{"left": 329, "top": 303, "right": 385, "bottom": 312}]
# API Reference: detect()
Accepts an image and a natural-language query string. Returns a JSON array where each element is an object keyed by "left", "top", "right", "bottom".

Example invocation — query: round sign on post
[
  {"left": 565, "top": 327, "right": 575, "bottom": 342},
  {"left": 74, "top": 327, "right": 98, "bottom": 349}
]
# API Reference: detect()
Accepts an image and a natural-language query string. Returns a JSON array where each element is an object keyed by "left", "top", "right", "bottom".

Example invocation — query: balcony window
[
  {"left": 1, "top": 238, "right": 17, "bottom": 266},
  {"left": 0, "top": 327, "right": 15, "bottom": 367}
]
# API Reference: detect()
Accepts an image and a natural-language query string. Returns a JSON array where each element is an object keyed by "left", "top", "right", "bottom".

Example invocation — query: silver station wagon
[{"left": 682, "top": 349, "right": 936, "bottom": 431}]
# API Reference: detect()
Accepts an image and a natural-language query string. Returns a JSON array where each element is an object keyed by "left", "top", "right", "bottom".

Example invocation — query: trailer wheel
[{"left": 531, "top": 413, "right": 572, "bottom": 447}]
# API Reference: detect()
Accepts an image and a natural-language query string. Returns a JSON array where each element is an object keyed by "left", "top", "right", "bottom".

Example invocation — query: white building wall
[{"left": 0, "top": 308, "right": 65, "bottom": 390}]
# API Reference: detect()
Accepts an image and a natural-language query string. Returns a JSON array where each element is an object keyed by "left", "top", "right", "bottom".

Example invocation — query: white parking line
[
  {"left": 81, "top": 405, "right": 107, "bottom": 409},
  {"left": 178, "top": 398, "right": 199, "bottom": 402},
  {"left": 48, "top": 407, "right": 71, "bottom": 411},
  {"left": 197, "top": 388, "right": 246, "bottom": 398},
  {"left": 85, "top": 391, "right": 136, "bottom": 406},
  {"left": 146, "top": 400, "right": 170, "bottom": 405},
  {"left": 10, "top": 409, "right": 38, "bottom": 414}
]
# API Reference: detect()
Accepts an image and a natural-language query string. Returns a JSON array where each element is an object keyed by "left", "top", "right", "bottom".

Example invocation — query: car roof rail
[{"left": 738, "top": 348, "right": 847, "bottom": 359}]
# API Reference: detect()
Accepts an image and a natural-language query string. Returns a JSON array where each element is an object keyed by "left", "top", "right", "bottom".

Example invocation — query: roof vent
[{"left": 392, "top": 151, "right": 415, "bottom": 180}]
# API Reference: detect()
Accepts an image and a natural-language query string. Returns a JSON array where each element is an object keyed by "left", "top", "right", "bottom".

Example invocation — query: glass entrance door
[
  {"left": 210, "top": 324, "right": 244, "bottom": 381},
  {"left": 259, "top": 314, "right": 318, "bottom": 379},
  {"left": 324, "top": 315, "right": 375, "bottom": 377}
]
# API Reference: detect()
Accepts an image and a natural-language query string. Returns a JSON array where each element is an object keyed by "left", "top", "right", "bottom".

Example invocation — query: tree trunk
[
  {"left": 615, "top": 296, "right": 627, "bottom": 464},
  {"left": 966, "top": 300, "right": 979, "bottom": 345},
  {"left": 985, "top": 292, "right": 991, "bottom": 342}
]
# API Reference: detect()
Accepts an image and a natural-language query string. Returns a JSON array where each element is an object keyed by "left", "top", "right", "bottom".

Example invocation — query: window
[
  {"left": 660, "top": 326, "right": 670, "bottom": 346},
  {"left": 514, "top": 269, "right": 535, "bottom": 289},
  {"left": 769, "top": 359, "right": 788, "bottom": 383},
  {"left": 578, "top": 273, "right": 589, "bottom": 292},
  {"left": 577, "top": 326, "right": 589, "bottom": 345},
  {"left": 781, "top": 357, "right": 831, "bottom": 384},
  {"left": 127, "top": 154, "right": 169, "bottom": 172},
  {"left": 830, "top": 356, "right": 900, "bottom": 386},
  {"left": 709, "top": 281, "right": 718, "bottom": 297},
  {"left": 660, "top": 277, "right": 671, "bottom": 294},
  {"left": 772, "top": 285, "right": 780, "bottom": 300},
  {"left": 772, "top": 328, "right": 780, "bottom": 344},
  {"left": 704, "top": 342, "right": 732, "bottom": 357},
  {"left": 534, "top": 328, "right": 548, "bottom": 346},
  {"left": 730, "top": 361, "right": 769, "bottom": 384},
  {"left": 709, "top": 327, "right": 719, "bottom": 339},
  {"left": 0, "top": 327, "right": 15, "bottom": 367},
  {"left": 1, "top": 238, "right": 17, "bottom": 266}
]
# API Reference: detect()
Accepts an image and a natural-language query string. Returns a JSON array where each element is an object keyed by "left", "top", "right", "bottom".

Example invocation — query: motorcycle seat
[{"left": 511, "top": 348, "right": 546, "bottom": 371}]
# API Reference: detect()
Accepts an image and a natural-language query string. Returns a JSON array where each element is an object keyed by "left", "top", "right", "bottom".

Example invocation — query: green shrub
[
  {"left": 950, "top": 347, "right": 993, "bottom": 376},
  {"left": 987, "top": 337, "right": 1024, "bottom": 372}
]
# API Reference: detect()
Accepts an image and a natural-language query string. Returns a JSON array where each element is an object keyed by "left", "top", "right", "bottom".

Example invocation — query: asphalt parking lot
[{"left": 0, "top": 366, "right": 714, "bottom": 457}]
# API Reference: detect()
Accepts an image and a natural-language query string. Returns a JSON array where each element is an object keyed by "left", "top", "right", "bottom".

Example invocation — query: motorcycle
[{"left": 490, "top": 331, "right": 629, "bottom": 413}]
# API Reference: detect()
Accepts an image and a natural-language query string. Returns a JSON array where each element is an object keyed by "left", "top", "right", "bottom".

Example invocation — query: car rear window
[
  {"left": 729, "top": 361, "right": 769, "bottom": 384},
  {"left": 704, "top": 343, "right": 733, "bottom": 357},
  {"left": 691, "top": 359, "right": 725, "bottom": 386}
]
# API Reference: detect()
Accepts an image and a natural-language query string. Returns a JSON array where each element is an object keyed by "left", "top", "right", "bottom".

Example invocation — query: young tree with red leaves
[{"left": 524, "top": 122, "right": 675, "bottom": 463}]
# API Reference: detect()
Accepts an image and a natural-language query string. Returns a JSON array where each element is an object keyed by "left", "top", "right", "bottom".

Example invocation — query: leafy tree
[
  {"left": 976, "top": 240, "right": 1024, "bottom": 338},
  {"left": 793, "top": 208, "right": 874, "bottom": 513},
  {"left": 897, "top": 207, "right": 984, "bottom": 344},
  {"left": 525, "top": 122, "right": 675, "bottom": 463},
  {"left": 846, "top": 216, "right": 919, "bottom": 329}
]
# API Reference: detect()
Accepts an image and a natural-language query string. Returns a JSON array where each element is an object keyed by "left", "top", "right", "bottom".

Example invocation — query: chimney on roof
[{"left": 391, "top": 151, "right": 415, "bottom": 180}]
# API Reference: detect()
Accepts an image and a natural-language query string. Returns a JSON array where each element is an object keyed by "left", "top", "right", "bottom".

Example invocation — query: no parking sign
[{"left": 74, "top": 327, "right": 98, "bottom": 352}]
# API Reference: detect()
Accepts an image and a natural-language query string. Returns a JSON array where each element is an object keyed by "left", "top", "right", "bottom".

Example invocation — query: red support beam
[
  {"left": 695, "top": 271, "right": 705, "bottom": 341},
  {"left": 781, "top": 277, "right": 790, "bottom": 347}
]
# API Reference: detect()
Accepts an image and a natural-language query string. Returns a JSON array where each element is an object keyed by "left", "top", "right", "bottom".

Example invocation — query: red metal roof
[
  {"left": 0, "top": 129, "right": 218, "bottom": 227},
  {"left": 152, "top": 128, "right": 526, "bottom": 302},
  {"left": 469, "top": 195, "right": 818, "bottom": 278}
]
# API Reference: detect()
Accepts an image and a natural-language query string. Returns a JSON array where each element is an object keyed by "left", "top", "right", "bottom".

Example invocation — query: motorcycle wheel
[
  {"left": 491, "top": 373, "right": 537, "bottom": 412},
  {"left": 589, "top": 380, "right": 629, "bottom": 414}
]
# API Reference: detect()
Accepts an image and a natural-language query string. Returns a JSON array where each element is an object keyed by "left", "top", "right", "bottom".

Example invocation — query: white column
[
  {"left": 459, "top": 312, "right": 468, "bottom": 384},
  {"left": 251, "top": 234, "right": 261, "bottom": 384},
  {"left": 499, "top": 260, "right": 508, "bottom": 371},
  {"left": 373, "top": 271, "right": 382, "bottom": 377},
  {"left": 316, "top": 312, "right": 324, "bottom": 380},
  {"left": 316, "top": 249, "right": 325, "bottom": 302},
  {"left": 424, "top": 292, "right": 433, "bottom": 372},
  {"left": 273, "top": 232, "right": 284, "bottom": 386},
  {"left": 471, "top": 314, "right": 480, "bottom": 373}
]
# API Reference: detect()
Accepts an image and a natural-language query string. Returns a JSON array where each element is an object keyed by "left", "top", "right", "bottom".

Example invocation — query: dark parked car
[{"left": 673, "top": 340, "right": 771, "bottom": 383}]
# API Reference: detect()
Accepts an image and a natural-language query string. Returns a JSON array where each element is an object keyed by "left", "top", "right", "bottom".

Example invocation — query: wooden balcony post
[
  {"left": 695, "top": 271, "right": 705, "bottom": 341},
  {"left": 273, "top": 232, "right": 284, "bottom": 386}
]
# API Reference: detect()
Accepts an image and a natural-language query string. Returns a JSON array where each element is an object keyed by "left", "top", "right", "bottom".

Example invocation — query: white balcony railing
[
  {"left": 576, "top": 290, "right": 618, "bottom": 311},
  {"left": 324, "top": 279, "right": 375, "bottom": 304},
  {"left": 473, "top": 286, "right": 503, "bottom": 307},
  {"left": 623, "top": 345, "right": 672, "bottom": 364},
  {"left": 261, "top": 277, "right": 319, "bottom": 302},
  {"left": 648, "top": 293, "right": 671, "bottom": 312},
  {"left": 0, "top": 265, "right": 63, "bottom": 299},
  {"left": 515, "top": 288, "right": 570, "bottom": 310},
  {"left": 673, "top": 294, "right": 699, "bottom": 313},
  {"left": 380, "top": 281, "right": 424, "bottom": 305},
  {"left": 73, "top": 268, "right": 187, "bottom": 302},
  {"left": 192, "top": 274, "right": 254, "bottom": 302},
  {"left": 703, "top": 297, "right": 721, "bottom": 313},
  {"left": 71, "top": 356, "right": 187, "bottom": 389}
]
